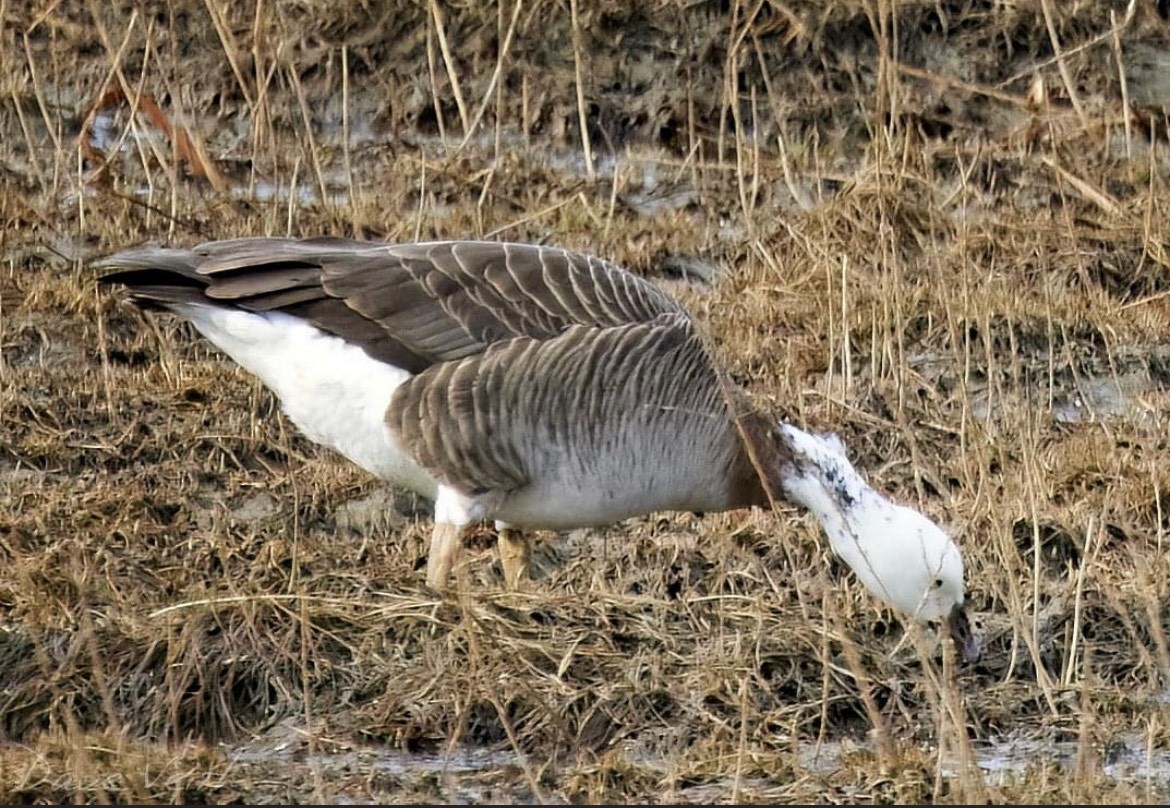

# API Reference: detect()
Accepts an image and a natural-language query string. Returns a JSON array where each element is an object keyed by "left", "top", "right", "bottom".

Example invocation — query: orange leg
[
  {"left": 497, "top": 527, "right": 531, "bottom": 590},
  {"left": 426, "top": 521, "right": 464, "bottom": 589}
]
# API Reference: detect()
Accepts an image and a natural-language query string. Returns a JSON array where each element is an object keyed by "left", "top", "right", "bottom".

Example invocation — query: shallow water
[
  {"left": 224, "top": 729, "right": 1170, "bottom": 804},
  {"left": 963, "top": 731, "right": 1170, "bottom": 798},
  {"left": 227, "top": 743, "right": 536, "bottom": 805}
]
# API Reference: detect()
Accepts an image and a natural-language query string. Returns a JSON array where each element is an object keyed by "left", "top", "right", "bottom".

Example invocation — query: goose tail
[{"left": 96, "top": 245, "right": 208, "bottom": 309}]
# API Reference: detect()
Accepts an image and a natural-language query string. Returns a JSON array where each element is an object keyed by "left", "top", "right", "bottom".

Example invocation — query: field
[{"left": 3, "top": 0, "right": 1170, "bottom": 803}]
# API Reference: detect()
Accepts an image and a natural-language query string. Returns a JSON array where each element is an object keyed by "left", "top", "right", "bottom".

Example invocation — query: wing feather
[
  {"left": 385, "top": 312, "right": 735, "bottom": 498},
  {"left": 100, "top": 237, "right": 685, "bottom": 375},
  {"left": 210, "top": 238, "right": 685, "bottom": 372}
]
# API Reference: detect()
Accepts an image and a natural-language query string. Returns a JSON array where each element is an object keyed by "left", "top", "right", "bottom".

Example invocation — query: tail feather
[{"left": 97, "top": 245, "right": 209, "bottom": 308}]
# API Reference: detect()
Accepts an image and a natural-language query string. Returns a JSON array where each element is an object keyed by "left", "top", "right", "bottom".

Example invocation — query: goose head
[{"left": 773, "top": 423, "right": 980, "bottom": 662}]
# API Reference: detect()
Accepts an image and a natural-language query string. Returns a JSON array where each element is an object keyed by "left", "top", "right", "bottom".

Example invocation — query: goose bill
[{"left": 946, "top": 603, "right": 981, "bottom": 663}]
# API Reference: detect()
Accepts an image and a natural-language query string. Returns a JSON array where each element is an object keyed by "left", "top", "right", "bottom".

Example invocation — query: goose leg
[
  {"left": 427, "top": 485, "right": 483, "bottom": 590},
  {"left": 496, "top": 523, "right": 530, "bottom": 589},
  {"left": 426, "top": 521, "right": 464, "bottom": 589}
]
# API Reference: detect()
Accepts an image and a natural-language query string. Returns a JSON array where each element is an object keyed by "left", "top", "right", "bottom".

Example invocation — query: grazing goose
[{"left": 98, "top": 237, "right": 979, "bottom": 661}]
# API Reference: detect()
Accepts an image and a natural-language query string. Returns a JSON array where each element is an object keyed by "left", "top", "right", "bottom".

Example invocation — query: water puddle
[
  {"left": 960, "top": 731, "right": 1170, "bottom": 796},
  {"left": 228, "top": 744, "right": 523, "bottom": 776},
  {"left": 227, "top": 741, "right": 535, "bottom": 805},
  {"left": 223, "top": 729, "right": 1170, "bottom": 803}
]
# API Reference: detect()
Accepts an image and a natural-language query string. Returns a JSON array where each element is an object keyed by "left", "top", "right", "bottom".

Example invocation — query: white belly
[{"left": 174, "top": 304, "right": 439, "bottom": 498}]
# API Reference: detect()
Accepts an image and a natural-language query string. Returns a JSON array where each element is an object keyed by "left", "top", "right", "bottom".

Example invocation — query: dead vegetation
[{"left": 3, "top": 0, "right": 1170, "bottom": 803}]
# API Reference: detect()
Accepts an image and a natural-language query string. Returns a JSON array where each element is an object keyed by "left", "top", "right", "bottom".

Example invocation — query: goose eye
[{"left": 934, "top": 578, "right": 944, "bottom": 588}]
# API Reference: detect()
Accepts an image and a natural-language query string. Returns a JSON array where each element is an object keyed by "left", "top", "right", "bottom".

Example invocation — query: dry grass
[{"left": 3, "top": 0, "right": 1170, "bottom": 803}]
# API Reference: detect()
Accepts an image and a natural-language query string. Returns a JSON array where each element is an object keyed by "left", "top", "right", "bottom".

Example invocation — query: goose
[{"left": 97, "top": 237, "right": 980, "bottom": 661}]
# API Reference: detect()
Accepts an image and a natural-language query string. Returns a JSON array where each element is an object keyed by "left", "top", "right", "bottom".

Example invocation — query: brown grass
[{"left": 3, "top": 0, "right": 1170, "bottom": 803}]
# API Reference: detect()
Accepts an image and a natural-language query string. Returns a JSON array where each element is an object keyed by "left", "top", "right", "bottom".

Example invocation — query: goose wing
[
  {"left": 385, "top": 311, "right": 736, "bottom": 499},
  {"left": 103, "top": 237, "right": 687, "bottom": 373}
]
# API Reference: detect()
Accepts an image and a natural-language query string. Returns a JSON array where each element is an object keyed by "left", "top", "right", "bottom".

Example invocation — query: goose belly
[
  {"left": 173, "top": 304, "right": 439, "bottom": 498},
  {"left": 492, "top": 463, "right": 732, "bottom": 530}
]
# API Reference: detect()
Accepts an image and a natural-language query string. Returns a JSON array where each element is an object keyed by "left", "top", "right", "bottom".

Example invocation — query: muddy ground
[{"left": 3, "top": 0, "right": 1170, "bottom": 803}]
